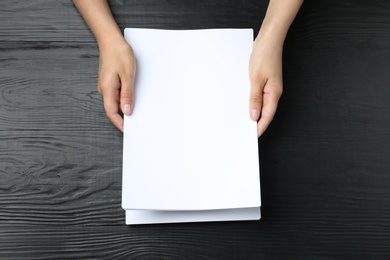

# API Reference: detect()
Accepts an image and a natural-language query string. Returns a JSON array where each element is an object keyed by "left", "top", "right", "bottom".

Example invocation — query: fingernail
[
  {"left": 123, "top": 104, "right": 131, "bottom": 115},
  {"left": 251, "top": 109, "right": 259, "bottom": 120}
]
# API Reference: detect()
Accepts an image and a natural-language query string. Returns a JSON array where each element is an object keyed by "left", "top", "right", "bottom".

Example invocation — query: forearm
[
  {"left": 257, "top": 0, "right": 303, "bottom": 49},
  {"left": 73, "top": 0, "right": 123, "bottom": 48}
]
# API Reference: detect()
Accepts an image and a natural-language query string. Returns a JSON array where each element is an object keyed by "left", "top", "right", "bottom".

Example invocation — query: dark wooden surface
[{"left": 1, "top": 0, "right": 390, "bottom": 259}]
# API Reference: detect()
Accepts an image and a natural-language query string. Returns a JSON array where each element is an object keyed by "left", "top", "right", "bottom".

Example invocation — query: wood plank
[
  {"left": 1, "top": 223, "right": 390, "bottom": 259},
  {"left": 0, "top": 0, "right": 94, "bottom": 43},
  {"left": 0, "top": 0, "right": 268, "bottom": 43}
]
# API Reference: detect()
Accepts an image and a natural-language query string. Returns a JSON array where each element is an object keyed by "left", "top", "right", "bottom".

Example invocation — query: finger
[
  {"left": 256, "top": 85, "right": 282, "bottom": 137},
  {"left": 103, "top": 89, "right": 124, "bottom": 132},
  {"left": 120, "top": 70, "right": 135, "bottom": 116},
  {"left": 249, "top": 75, "right": 266, "bottom": 121}
]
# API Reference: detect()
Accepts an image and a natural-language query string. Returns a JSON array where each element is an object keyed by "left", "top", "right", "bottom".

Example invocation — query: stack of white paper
[{"left": 122, "top": 28, "right": 260, "bottom": 225}]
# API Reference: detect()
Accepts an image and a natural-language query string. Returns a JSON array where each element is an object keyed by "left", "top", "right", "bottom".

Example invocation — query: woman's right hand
[
  {"left": 73, "top": 0, "right": 136, "bottom": 132},
  {"left": 98, "top": 37, "right": 136, "bottom": 132}
]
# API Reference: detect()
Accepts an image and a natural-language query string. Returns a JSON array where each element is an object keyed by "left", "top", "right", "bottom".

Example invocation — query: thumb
[
  {"left": 120, "top": 73, "right": 135, "bottom": 115},
  {"left": 249, "top": 76, "right": 265, "bottom": 121}
]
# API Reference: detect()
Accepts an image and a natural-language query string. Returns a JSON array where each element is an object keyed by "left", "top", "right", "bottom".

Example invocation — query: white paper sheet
[
  {"left": 122, "top": 28, "right": 260, "bottom": 224},
  {"left": 126, "top": 208, "right": 260, "bottom": 225}
]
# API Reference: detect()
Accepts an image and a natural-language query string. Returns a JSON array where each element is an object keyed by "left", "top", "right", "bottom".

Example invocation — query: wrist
[
  {"left": 98, "top": 33, "right": 127, "bottom": 52},
  {"left": 256, "top": 20, "right": 288, "bottom": 49},
  {"left": 256, "top": 0, "right": 303, "bottom": 49},
  {"left": 254, "top": 30, "right": 284, "bottom": 55}
]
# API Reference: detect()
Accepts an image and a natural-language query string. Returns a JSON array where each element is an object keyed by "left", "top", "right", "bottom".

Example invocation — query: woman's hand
[
  {"left": 73, "top": 0, "right": 135, "bottom": 131},
  {"left": 249, "top": 37, "right": 283, "bottom": 137},
  {"left": 98, "top": 38, "right": 135, "bottom": 132},
  {"left": 249, "top": 0, "right": 303, "bottom": 137}
]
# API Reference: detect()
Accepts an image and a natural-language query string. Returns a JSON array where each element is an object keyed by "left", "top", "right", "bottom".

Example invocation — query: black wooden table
[{"left": 1, "top": 0, "right": 390, "bottom": 259}]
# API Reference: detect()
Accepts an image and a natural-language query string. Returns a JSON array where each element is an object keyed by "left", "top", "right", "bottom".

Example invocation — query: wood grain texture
[{"left": 1, "top": 0, "right": 390, "bottom": 259}]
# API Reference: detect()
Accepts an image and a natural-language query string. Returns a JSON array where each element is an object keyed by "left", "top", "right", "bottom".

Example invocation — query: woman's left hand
[{"left": 249, "top": 37, "right": 283, "bottom": 137}]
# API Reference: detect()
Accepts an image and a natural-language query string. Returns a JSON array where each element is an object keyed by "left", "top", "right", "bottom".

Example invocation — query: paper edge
[{"left": 125, "top": 207, "right": 261, "bottom": 225}]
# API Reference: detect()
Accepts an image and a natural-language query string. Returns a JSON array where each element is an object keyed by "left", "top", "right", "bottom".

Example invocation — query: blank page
[
  {"left": 126, "top": 208, "right": 261, "bottom": 225},
  {"left": 122, "top": 28, "right": 260, "bottom": 211}
]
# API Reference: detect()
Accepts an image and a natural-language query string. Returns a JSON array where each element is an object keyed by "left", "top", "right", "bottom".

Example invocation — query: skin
[
  {"left": 249, "top": 0, "right": 303, "bottom": 136},
  {"left": 73, "top": 0, "right": 303, "bottom": 136}
]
